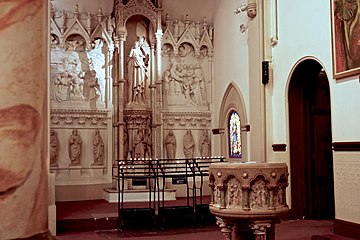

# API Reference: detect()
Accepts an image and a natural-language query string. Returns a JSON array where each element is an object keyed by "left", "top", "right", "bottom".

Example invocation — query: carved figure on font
[
  {"left": 165, "top": 130, "right": 176, "bottom": 159},
  {"left": 183, "top": 130, "right": 195, "bottom": 158},
  {"left": 69, "top": 129, "right": 82, "bottom": 166},
  {"left": 92, "top": 129, "right": 104, "bottom": 165}
]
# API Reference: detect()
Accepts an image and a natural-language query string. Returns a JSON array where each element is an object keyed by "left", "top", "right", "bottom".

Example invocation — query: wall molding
[
  {"left": 334, "top": 219, "right": 360, "bottom": 239},
  {"left": 332, "top": 142, "right": 360, "bottom": 151}
]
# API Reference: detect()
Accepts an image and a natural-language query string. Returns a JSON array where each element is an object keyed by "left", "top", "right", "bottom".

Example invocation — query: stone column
[{"left": 0, "top": 1, "right": 49, "bottom": 239}]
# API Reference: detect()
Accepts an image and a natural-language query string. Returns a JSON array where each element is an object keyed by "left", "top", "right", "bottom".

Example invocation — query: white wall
[
  {"left": 212, "top": 0, "right": 251, "bottom": 159},
  {"left": 271, "top": 0, "right": 360, "bottom": 224}
]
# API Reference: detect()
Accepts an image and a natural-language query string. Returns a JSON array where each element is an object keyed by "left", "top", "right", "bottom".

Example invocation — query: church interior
[{"left": 0, "top": 0, "right": 360, "bottom": 239}]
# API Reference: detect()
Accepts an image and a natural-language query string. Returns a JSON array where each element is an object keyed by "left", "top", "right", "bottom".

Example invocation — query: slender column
[
  {"left": 0, "top": 1, "right": 49, "bottom": 238},
  {"left": 112, "top": 38, "right": 120, "bottom": 188},
  {"left": 154, "top": 30, "right": 163, "bottom": 158},
  {"left": 118, "top": 32, "right": 126, "bottom": 160}
]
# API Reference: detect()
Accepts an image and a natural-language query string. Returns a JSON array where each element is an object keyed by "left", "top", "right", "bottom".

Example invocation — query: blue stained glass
[{"left": 228, "top": 111, "right": 242, "bottom": 158}]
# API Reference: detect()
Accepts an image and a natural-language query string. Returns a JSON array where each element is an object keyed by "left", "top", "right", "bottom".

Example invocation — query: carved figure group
[
  {"left": 164, "top": 62, "right": 207, "bottom": 106},
  {"left": 132, "top": 128, "right": 152, "bottom": 159}
]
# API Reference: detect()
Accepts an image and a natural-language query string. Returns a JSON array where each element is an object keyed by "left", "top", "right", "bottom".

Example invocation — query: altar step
[{"left": 103, "top": 188, "right": 177, "bottom": 203}]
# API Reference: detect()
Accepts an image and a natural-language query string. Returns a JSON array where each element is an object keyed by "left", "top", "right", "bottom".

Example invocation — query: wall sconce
[
  {"left": 234, "top": 1, "right": 257, "bottom": 33},
  {"left": 234, "top": 2, "right": 257, "bottom": 19}
]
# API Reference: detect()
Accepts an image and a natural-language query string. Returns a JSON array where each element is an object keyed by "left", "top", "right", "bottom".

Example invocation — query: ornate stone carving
[
  {"left": 226, "top": 178, "right": 242, "bottom": 208},
  {"left": 50, "top": 129, "right": 59, "bottom": 167},
  {"left": 209, "top": 162, "right": 289, "bottom": 240},
  {"left": 68, "top": 129, "right": 82, "bottom": 166},
  {"left": 199, "top": 129, "right": 211, "bottom": 157},
  {"left": 183, "top": 130, "right": 195, "bottom": 158},
  {"left": 51, "top": 109, "right": 109, "bottom": 127},
  {"left": 163, "top": 111, "right": 211, "bottom": 129},
  {"left": 92, "top": 129, "right": 105, "bottom": 166},
  {"left": 165, "top": 130, "right": 176, "bottom": 159}
]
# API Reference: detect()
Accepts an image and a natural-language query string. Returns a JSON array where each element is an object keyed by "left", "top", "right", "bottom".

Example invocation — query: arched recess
[
  {"left": 286, "top": 57, "right": 334, "bottom": 220},
  {"left": 218, "top": 82, "right": 248, "bottom": 161}
]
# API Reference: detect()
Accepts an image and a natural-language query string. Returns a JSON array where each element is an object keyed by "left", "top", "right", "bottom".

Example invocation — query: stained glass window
[{"left": 228, "top": 110, "right": 242, "bottom": 158}]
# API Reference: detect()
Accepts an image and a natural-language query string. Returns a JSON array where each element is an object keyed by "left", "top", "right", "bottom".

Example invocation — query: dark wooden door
[{"left": 288, "top": 60, "right": 334, "bottom": 220}]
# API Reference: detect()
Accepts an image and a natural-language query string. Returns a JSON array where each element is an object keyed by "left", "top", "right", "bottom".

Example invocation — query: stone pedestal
[{"left": 209, "top": 162, "right": 289, "bottom": 240}]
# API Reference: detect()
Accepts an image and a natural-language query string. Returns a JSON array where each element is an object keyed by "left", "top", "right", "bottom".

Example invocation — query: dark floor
[{"left": 55, "top": 199, "right": 358, "bottom": 240}]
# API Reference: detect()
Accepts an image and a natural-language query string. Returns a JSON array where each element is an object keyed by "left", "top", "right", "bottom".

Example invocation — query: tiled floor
[{"left": 55, "top": 200, "right": 358, "bottom": 240}]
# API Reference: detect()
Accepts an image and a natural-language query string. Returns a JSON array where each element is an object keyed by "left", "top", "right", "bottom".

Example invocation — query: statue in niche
[
  {"left": 133, "top": 129, "right": 145, "bottom": 159},
  {"left": 183, "top": 130, "right": 195, "bottom": 158},
  {"left": 144, "top": 128, "right": 152, "bottom": 159},
  {"left": 92, "top": 129, "right": 104, "bottom": 166},
  {"left": 127, "top": 37, "right": 148, "bottom": 105},
  {"left": 199, "top": 129, "right": 210, "bottom": 157},
  {"left": 50, "top": 129, "right": 59, "bottom": 167},
  {"left": 165, "top": 130, "right": 176, "bottom": 159},
  {"left": 69, "top": 129, "right": 82, "bottom": 166}
]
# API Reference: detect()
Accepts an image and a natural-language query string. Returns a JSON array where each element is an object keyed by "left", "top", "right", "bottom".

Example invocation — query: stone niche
[
  {"left": 50, "top": 3, "right": 114, "bottom": 200},
  {"left": 209, "top": 162, "right": 289, "bottom": 240}
]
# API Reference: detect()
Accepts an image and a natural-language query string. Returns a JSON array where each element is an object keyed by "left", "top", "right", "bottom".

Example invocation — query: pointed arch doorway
[{"left": 288, "top": 59, "right": 335, "bottom": 220}]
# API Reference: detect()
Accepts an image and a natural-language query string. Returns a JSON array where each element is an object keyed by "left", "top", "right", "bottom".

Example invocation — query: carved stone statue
[
  {"left": 50, "top": 129, "right": 59, "bottom": 167},
  {"left": 199, "top": 129, "right": 210, "bottom": 157},
  {"left": 165, "top": 130, "right": 176, "bottom": 159},
  {"left": 127, "top": 38, "right": 147, "bottom": 105},
  {"left": 183, "top": 130, "right": 195, "bottom": 158},
  {"left": 92, "top": 129, "right": 104, "bottom": 165},
  {"left": 69, "top": 129, "right": 82, "bottom": 166},
  {"left": 144, "top": 128, "right": 152, "bottom": 159},
  {"left": 133, "top": 129, "right": 145, "bottom": 159}
]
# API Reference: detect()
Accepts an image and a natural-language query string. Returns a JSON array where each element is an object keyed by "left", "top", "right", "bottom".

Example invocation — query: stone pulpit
[{"left": 209, "top": 162, "right": 289, "bottom": 240}]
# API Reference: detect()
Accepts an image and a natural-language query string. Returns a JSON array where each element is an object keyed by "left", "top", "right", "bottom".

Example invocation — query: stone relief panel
[
  {"left": 225, "top": 178, "right": 242, "bottom": 208},
  {"left": 50, "top": 4, "right": 114, "bottom": 109},
  {"left": 249, "top": 176, "right": 270, "bottom": 210},
  {"left": 161, "top": 14, "right": 213, "bottom": 110}
]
